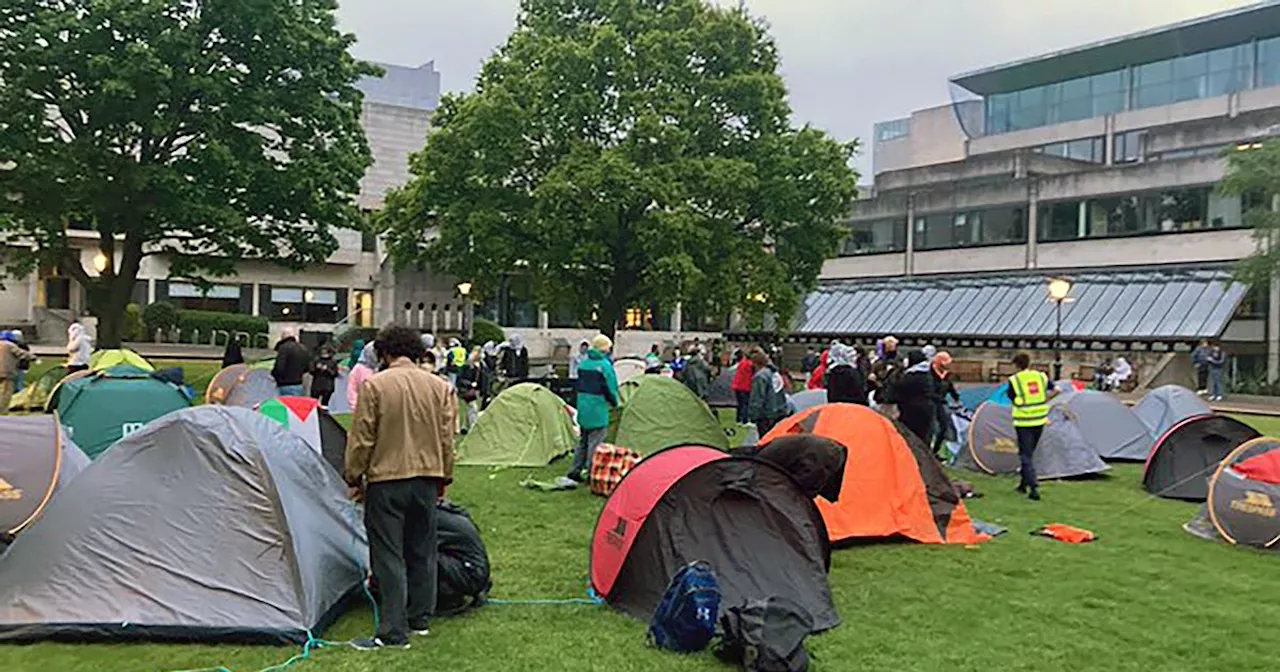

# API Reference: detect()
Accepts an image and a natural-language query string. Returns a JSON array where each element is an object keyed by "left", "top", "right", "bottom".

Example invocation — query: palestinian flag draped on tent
[{"left": 257, "top": 397, "right": 347, "bottom": 474}]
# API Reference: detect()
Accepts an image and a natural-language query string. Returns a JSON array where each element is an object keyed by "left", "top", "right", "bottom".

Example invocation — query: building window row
[
  {"left": 914, "top": 205, "right": 1027, "bottom": 251},
  {"left": 874, "top": 118, "right": 910, "bottom": 142},
  {"left": 1038, "top": 187, "right": 1251, "bottom": 242},
  {"left": 983, "top": 37, "right": 1280, "bottom": 135},
  {"left": 1034, "top": 136, "right": 1105, "bottom": 163},
  {"left": 841, "top": 218, "right": 907, "bottom": 255}
]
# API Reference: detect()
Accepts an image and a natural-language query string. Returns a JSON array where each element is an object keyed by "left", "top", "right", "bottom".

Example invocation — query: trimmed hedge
[
  {"left": 472, "top": 318, "right": 505, "bottom": 347},
  {"left": 142, "top": 301, "right": 180, "bottom": 338},
  {"left": 177, "top": 309, "right": 269, "bottom": 344}
]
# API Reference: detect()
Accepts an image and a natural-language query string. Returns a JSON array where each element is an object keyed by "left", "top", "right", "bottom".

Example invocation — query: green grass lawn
[{"left": 2, "top": 412, "right": 1278, "bottom": 671}]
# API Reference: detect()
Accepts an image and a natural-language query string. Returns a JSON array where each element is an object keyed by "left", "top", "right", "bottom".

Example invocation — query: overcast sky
[{"left": 336, "top": 0, "right": 1259, "bottom": 179}]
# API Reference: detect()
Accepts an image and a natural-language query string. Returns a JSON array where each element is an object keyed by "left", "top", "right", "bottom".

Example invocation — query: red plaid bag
[{"left": 590, "top": 444, "right": 640, "bottom": 497}]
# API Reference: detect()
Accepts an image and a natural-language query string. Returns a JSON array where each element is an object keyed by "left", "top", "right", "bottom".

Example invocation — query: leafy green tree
[
  {"left": 1221, "top": 142, "right": 1280, "bottom": 288},
  {"left": 0, "top": 0, "right": 375, "bottom": 346},
  {"left": 381, "top": 0, "right": 858, "bottom": 338}
]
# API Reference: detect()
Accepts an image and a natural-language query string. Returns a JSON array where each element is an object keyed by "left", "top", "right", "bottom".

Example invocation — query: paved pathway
[{"left": 30, "top": 343, "right": 273, "bottom": 361}]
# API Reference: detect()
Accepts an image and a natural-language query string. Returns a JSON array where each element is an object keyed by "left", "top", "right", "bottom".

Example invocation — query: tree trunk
[
  {"left": 598, "top": 300, "right": 621, "bottom": 342},
  {"left": 90, "top": 279, "right": 133, "bottom": 349}
]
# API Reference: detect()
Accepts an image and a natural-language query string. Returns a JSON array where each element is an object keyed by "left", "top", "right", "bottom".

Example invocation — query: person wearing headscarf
[
  {"left": 456, "top": 348, "right": 484, "bottom": 433},
  {"left": 309, "top": 343, "right": 341, "bottom": 407},
  {"left": 500, "top": 332, "right": 529, "bottom": 382},
  {"left": 892, "top": 350, "right": 936, "bottom": 444},
  {"left": 681, "top": 344, "right": 712, "bottom": 400},
  {"left": 930, "top": 351, "right": 961, "bottom": 457},
  {"left": 221, "top": 338, "right": 245, "bottom": 369},
  {"left": 807, "top": 347, "right": 830, "bottom": 391},
  {"left": 66, "top": 322, "right": 93, "bottom": 375},
  {"left": 825, "top": 343, "right": 868, "bottom": 406},
  {"left": 481, "top": 341, "right": 499, "bottom": 406},
  {"left": 348, "top": 339, "right": 365, "bottom": 370},
  {"left": 347, "top": 341, "right": 379, "bottom": 411},
  {"left": 569, "top": 340, "right": 589, "bottom": 380},
  {"left": 922, "top": 344, "right": 938, "bottom": 362}
]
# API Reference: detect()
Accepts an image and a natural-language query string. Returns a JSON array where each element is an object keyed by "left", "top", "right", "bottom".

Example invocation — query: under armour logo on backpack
[{"left": 697, "top": 606, "right": 712, "bottom": 622}]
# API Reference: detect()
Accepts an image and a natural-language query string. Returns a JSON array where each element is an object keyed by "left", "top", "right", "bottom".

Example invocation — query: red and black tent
[
  {"left": 589, "top": 445, "right": 839, "bottom": 633},
  {"left": 1185, "top": 437, "right": 1280, "bottom": 550}
]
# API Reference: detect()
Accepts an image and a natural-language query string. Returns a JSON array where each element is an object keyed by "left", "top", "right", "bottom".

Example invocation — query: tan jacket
[
  {"left": 0, "top": 341, "right": 34, "bottom": 380},
  {"left": 345, "top": 359, "right": 457, "bottom": 486}
]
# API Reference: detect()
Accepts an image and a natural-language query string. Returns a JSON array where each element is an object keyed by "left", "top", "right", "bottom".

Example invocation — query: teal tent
[{"left": 51, "top": 365, "right": 193, "bottom": 459}]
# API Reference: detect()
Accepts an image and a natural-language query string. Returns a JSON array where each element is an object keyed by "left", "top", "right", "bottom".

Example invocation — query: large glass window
[
  {"left": 842, "top": 218, "right": 906, "bottom": 255},
  {"left": 270, "top": 287, "right": 343, "bottom": 323},
  {"left": 1038, "top": 187, "right": 1246, "bottom": 242},
  {"left": 985, "top": 70, "right": 1127, "bottom": 134},
  {"left": 874, "top": 119, "right": 909, "bottom": 142},
  {"left": 1037, "top": 136, "right": 1105, "bottom": 163},
  {"left": 169, "top": 283, "right": 242, "bottom": 313},
  {"left": 914, "top": 206, "right": 1026, "bottom": 251},
  {"left": 1134, "top": 44, "right": 1251, "bottom": 109},
  {"left": 1260, "top": 37, "right": 1280, "bottom": 88},
  {"left": 1113, "top": 130, "right": 1145, "bottom": 164}
]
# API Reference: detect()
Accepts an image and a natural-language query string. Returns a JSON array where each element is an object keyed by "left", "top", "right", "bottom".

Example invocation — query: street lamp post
[
  {"left": 456, "top": 281, "right": 473, "bottom": 340},
  {"left": 1048, "top": 278, "right": 1073, "bottom": 381}
]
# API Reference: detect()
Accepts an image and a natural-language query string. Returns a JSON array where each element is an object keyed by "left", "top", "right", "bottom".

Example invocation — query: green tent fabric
[
  {"left": 53, "top": 365, "right": 193, "bottom": 459},
  {"left": 613, "top": 376, "right": 729, "bottom": 456},
  {"left": 89, "top": 349, "right": 154, "bottom": 372},
  {"left": 457, "top": 383, "right": 576, "bottom": 467}
]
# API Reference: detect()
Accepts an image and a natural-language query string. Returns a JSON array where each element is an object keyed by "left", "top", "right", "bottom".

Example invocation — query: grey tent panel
[
  {"left": 0, "top": 416, "right": 88, "bottom": 535},
  {"left": 1133, "top": 385, "right": 1212, "bottom": 439},
  {"left": 0, "top": 406, "right": 365, "bottom": 644},
  {"left": 1059, "top": 391, "right": 1154, "bottom": 461},
  {"left": 789, "top": 270, "right": 1246, "bottom": 342}
]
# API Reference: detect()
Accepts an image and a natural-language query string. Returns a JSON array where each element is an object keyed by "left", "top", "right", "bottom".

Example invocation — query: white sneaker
[{"left": 553, "top": 476, "right": 579, "bottom": 489}]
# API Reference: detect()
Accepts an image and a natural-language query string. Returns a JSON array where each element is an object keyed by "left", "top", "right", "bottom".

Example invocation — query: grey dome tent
[
  {"left": 1133, "top": 385, "right": 1212, "bottom": 441},
  {"left": 1057, "top": 391, "right": 1154, "bottom": 461},
  {"left": 0, "top": 415, "right": 89, "bottom": 536},
  {"left": 0, "top": 406, "right": 367, "bottom": 644},
  {"left": 1143, "top": 415, "right": 1260, "bottom": 501},
  {"left": 787, "top": 389, "right": 828, "bottom": 415},
  {"left": 959, "top": 401, "right": 1110, "bottom": 480}
]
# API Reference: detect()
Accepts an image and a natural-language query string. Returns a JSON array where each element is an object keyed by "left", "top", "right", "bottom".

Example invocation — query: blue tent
[{"left": 959, "top": 384, "right": 1008, "bottom": 411}]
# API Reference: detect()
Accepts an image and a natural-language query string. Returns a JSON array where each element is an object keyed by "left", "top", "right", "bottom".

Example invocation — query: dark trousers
[
  {"left": 365, "top": 477, "right": 441, "bottom": 643},
  {"left": 932, "top": 405, "right": 951, "bottom": 456},
  {"left": 311, "top": 388, "right": 334, "bottom": 406},
  {"left": 1196, "top": 367, "right": 1208, "bottom": 391},
  {"left": 567, "top": 427, "right": 607, "bottom": 481},
  {"left": 1015, "top": 425, "right": 1044, "bottom": 491},
  {"left": 756, "top": 417, "right": 779, "bottom": 438},
  {"left": 735, "top": 391, "right": 751, "bottom": 424}
]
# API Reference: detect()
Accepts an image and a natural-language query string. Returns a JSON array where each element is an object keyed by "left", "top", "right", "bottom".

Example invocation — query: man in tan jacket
[
  {"left": 345, "top": 325, "right": 457, "bottom": 651},
  {"left": 0, "top": 337, "right": 36, "bottom": 414}
]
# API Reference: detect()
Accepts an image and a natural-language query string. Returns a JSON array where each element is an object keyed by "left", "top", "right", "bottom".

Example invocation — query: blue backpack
[{"left": 648, "top": 561, "right": 721, "bottom": 653}]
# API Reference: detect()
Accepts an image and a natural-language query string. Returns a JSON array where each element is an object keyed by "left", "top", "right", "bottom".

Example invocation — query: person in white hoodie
[{"left": 66, "top": 323, "right": 93, "bottom": 375}]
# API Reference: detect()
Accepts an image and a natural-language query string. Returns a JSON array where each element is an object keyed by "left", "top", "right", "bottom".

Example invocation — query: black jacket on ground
[
  {"left": 272, "top": 338, "right": 310, "bottom": 387},
  {"left": 826, "top": 365, "right": 868, "bottom": 406}
]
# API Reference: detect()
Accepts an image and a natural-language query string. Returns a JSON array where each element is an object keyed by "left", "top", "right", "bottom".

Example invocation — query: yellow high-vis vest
[{"left": 1009, "top": 369, "right": 1050, "bottom": 428}]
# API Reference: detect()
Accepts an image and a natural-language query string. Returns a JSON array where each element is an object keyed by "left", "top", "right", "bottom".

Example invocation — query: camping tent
[
  {"left": 590, "top": 445, "right": 839, "bottom": 633},
  {"left": 958, "top": 385, "right": 999, "bottom": 412},
  {"left": 1134, "top": 385, "right": 1212, "bottom": 440},
  {"left": 7, "top": 368, "right": 66, "bottom": 412},
  {"left": 0, "top": 415, "right": 89, "bottom": 536},
  {"left": 1183, "top": 437, "right": 1280, "bottom": 550},
  {"left": 1056, "top": 390, "right": 1154, "bottom": 461},
  {"left": 960, "top": 401, "right": 1110, "bottom": 480},
  {"left": 1144, "top": 415, "right": 1260, "bottom": 501},
  {"left": 788, "top": 389, "right": 828, "bottom": 415},
  {"left": 456, "top": 383, "right": 576, "bottom": 467},
  {"left": 706, "top": 364, "right": 739, "bottom": 407},
  {"left": 257, "top": 397, "right": 347, "bottom": 475},
  {"left": 0, "top": 406, "right": 366, "bottom": 643},
  {"left": 206, "top": 364, "right": 279, "bottom": 408},
  {"left": 51, "top": 366, "right": 193, "bottom": 460},
  {"left": 89, "top": 349, "right": 153, "bottom": 372},
  {"left": 612, "top": 357, "right": 648, "bottom": 385},
  {"left": 763, "top": 404, "right": 989, "bottom": 545},
  {"left": 614, "top": 376, "right": 729, "bottom": 456}
]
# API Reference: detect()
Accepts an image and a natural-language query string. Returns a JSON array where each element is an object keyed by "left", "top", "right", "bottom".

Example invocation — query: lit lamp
[
  {"left": 456, "top": 281, "right": 473, "bottom": 339},
  {"left": 92, "top": 252, "right": 109, "bottom": 273},
  {"left": 1047, "top": 278, "right": 1073, "bottom": 381}
]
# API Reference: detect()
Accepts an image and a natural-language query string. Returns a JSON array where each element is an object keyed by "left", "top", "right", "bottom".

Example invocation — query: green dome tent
[
  {"left": 456, "top": 383, "right": 576, "bottom": 467},
  {"left": 89, "top": 349, "right": 154, "bottom": 372},
  {"left": 51, "top": 366, "right": 193, "bottom": 460},
  {"left": 614, "top": 376, "right": 729, "bottom": 456}
]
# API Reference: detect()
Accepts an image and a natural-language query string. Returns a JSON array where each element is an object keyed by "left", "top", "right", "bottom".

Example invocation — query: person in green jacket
[{"left": 559, "top": 334, "right": 620, "bottom": 487}]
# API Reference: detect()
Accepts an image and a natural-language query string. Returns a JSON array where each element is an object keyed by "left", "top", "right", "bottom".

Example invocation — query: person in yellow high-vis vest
[{"left": 1005, "top": 353, "right": 1059, "bottom": 501}]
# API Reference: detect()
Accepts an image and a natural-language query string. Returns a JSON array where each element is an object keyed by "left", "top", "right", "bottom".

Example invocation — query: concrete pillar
[
  {"left": 1269, "top": 274, "right": 1280, "bottom": 383},
  {"left": 147, "top": 279, "right": 156, "bottom": 305},
  {"left": 444, "top": 304, "right": 453, "bottom": 331},
  {"left": 1103, "top": 115, "right": 1115, "bottom": 166},
  {"left": 538, "top": 309, "right": 550, "bottom": 331},
  {"left": 1026, "top": 181, "right": 1039, "bottom": 269},
  {"left": 904, "top": 195, "right": 916, "bottom": 277},
  {"left": 251, "top": 283, "right": 261, "bottom": 316},
  {"left": 672, "top": 303, "right": 683, "bottom": 334},
  {"left": 25, "top": 269, "right": 38, "bottom": 323}
]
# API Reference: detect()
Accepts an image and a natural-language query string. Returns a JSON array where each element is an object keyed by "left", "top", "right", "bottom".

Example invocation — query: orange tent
[{"left": 762, "top": 404, "right": 989, "bottom": 546}]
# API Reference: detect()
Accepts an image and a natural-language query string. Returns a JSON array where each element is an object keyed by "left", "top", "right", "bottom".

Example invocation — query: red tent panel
[
  {"left": 589, "top": 446, "right": 727, "bottom": 598},
  {"left": 1234, "top": 451, "right": 1280, "bottom": 485}
]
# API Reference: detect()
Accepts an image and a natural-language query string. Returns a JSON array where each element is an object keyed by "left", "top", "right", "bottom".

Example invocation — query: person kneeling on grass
[
  {"left": 346, "top": 325, "right": 457, "bottom": 651},
  {"left": 558, "top": 334, "right": 619, "bottom": 488}
]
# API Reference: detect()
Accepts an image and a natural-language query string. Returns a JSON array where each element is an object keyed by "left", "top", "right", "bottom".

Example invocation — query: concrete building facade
[{"left": 806, "top": 2, "right": 1280, "bottom": 387}]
